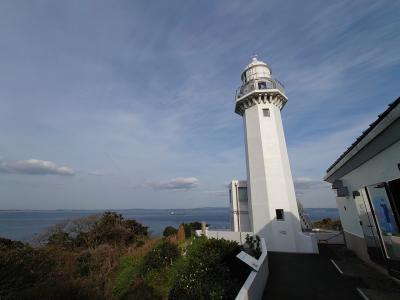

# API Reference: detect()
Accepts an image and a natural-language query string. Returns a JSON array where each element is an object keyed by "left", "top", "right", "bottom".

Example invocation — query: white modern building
[
  {"left": 324, "top": 97, "right": 400, "bottom": 278},
  {"left": 229, "top": 180, "right": 251, "bottom": 232},
  {"left": 229, "top": 180, "right": 312, "bottom": 232},
  {"left": 229, "top": 57, "right": 315, "bottom": 253}
]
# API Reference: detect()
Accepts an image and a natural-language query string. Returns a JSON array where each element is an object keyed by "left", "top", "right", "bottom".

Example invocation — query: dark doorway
[{"left": 387, "top": 178, "right": 400, "bottom": 277}]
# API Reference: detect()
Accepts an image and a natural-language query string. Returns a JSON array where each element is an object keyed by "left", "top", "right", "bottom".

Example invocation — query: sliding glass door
[
  {"left": 355, "top": 189, "right": 386, "bottom": 263},
  {"left": 366, "top": 181, "right": 400, "bottom": 276}
]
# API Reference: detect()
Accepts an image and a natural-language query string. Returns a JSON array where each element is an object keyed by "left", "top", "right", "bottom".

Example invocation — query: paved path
[
  {"left": 324, "top": 244, "right": 400, "bottom": 300},
  {"left": 263, "top": 249, "right": 361, "bottom": 299}
]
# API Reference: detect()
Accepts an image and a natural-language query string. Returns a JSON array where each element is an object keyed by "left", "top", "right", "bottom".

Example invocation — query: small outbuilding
[{"left": 324, "top": 97, "right": 400, "bottom": 278}]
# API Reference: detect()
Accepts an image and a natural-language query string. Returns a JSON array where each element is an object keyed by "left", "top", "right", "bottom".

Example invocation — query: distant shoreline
[
  {"left": 0, "top": 207, "right": 339, "bottom": 242},
  {"left": 0, "top": 206, "right": 338, "bottom": 212}
]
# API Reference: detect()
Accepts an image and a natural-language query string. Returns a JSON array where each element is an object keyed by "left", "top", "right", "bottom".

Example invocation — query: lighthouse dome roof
[
  {"left": 241, "top": 57, "right": 272, "bottom": 82},
  {"left": 244, "top": 56, "right": 267, "bottom": 70}
]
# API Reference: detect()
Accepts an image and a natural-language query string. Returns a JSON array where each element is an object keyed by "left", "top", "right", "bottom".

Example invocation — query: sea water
[{"left": 0, "top": 207, "right": 339, "bottom": 242}]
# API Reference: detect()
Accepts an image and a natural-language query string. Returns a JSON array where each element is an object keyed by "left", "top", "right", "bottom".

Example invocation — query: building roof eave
[{"left": 324, "top": 97, "right": 400, "bottom": 182}]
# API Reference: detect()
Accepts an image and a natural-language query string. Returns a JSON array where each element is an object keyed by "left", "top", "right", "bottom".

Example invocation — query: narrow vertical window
[
  {"left": 238, "top": 187, "right": 248, "bottom": 202},
  {"left": 276, "top": 209, "right": 284, "bottom": 220},
  {"left": 263, "top": 108, "right": 270, "bottom": 117}
]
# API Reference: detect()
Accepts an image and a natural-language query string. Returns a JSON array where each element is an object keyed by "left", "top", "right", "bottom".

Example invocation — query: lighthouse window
[
  {"left": 263, "top": 109, "right": 270, "bottom": 117},
  {"left": 258, "top": 81, "right": 267, "bottom": 89},
  {"left": 276, "top": 209, "right": 285, "bottom": 220}
]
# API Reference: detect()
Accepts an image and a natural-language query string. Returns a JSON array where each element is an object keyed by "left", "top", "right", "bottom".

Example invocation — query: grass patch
[
  {"left": 112, "top": 239, "right": 161, "bottom": 298},
  {"left": 113, "top": 256, "right": 139, "bottom": 297},
  {"left": 113, "top": 238, "right": 190, "bottom": 299}
]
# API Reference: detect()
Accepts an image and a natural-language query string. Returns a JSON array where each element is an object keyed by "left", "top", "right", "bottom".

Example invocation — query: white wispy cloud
[
  {"left": 87, "top": 171, "right": 106, "bottom": 176},
  {"left": 0, "top": 1, "right": 398, "bottom": 209},
  {"left": 146, "top": 177, "right": 199, "bottom": 190},
  {"left": 0, "top": 159, "right": 75, "bottom": 176}
]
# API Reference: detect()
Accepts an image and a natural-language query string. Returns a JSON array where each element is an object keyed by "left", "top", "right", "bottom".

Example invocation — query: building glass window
[
  {"left": 238, "top": 187, "right": 248, "bottom": 202},
  {"left": 263, "top": 108, "right": 270, "bottom": 117},
  {"left": 276, "top": 209, "right": 284, "bottom": 220}
]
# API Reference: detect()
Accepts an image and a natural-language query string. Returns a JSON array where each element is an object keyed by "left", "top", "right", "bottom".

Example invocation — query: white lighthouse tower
[{"left": 232, "top": 57, "right": 315, "bottom": 253}]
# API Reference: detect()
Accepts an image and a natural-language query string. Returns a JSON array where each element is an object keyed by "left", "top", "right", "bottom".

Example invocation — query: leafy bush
[
  {"left": 0, "top": 239, "right": 86, "bottom": 299},
  {"left": 0, "top": 212, "right": 150, "bottom": 299},
  {"left": 48, "top": 231, "right": 73, "bottom": 249},
  {"left": 122, "top": 278, "right": 162, "bottom": 300},
  {"left": 183, "top": 223, "right": 192, "bottom": 238},
  {"left": 163, "top": 226, "right": 178, "bottom": 237},
  {"left": 113, "top": 256, "right": 138, "bottom": 298},
  {"left": 0, "top": 243, "right": 51, "bottom": 297},
  {"left": 0, "top": 216, "right": 251, "bottom": 300},
  {"left": 169, "top": 237, "right": 250, "bottom": 299},
  {"left": 181, "top": 221, "right": 203, "bottom": 238},
  {"left": 188, "top": 221, "right": 203, "bottom": 230},
  {"left": 141, "top": 241, "right": 180, "bottom": 274},
  {"left": 113, "top": 240, "right": 180, "bottom": 299}
]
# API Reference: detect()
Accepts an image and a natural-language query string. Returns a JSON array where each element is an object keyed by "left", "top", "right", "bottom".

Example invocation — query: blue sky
[{"left": 0, "top": 0, "right": 399, "bottom": 209}]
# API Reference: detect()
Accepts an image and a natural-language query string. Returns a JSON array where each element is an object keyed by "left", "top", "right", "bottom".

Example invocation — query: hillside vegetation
[
  {"left": 312, "top": 218, "right": 342, "bottom": 231},
  {"left": 0, "top": 212, "right": 250, "bottom": 299}
]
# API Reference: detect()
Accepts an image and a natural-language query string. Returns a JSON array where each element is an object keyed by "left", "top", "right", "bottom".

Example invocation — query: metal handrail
[{"left": 236, "top": 78, "right": 286, "bottom": 100}]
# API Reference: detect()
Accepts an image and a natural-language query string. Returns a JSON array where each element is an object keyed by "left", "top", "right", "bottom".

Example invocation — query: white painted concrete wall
[
  {"left": 235, "top": 238, "right": 269, "bottom": 300},
  {"left": 243, "top": 101, "right": 307, "bottom": 252},
  {"left": 296, "top": 232, "right": 319, "bottom": 253},
  {"left": 313, "top": 231, "right": 345, "bottom": 244},
  {"left": 336, "top": 140, "right": 400, "bottom": 237},
  {"left": 197, "top": 230, "right": 253, "bottom": 244}
]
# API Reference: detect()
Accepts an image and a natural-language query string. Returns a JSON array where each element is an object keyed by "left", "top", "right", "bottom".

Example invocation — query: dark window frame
[{"left": 276, "top": 209, "right": 285, "bottom": 221}]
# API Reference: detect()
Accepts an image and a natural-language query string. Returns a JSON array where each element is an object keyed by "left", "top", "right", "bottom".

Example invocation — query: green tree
[{"left": 163, "top": 226, "right": 178, "bottom": 237}]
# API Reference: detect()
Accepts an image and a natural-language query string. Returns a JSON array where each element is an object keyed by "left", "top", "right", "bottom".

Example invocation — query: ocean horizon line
[{"left": 0, "top": 206, "right": 339, "bottom": 212}]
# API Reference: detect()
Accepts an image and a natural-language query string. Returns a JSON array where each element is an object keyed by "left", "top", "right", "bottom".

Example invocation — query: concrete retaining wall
[
  {"left": 314, "top": 231, "right": 345, "bottom": 244},
  {"left": 235, "top": 239, "right": 269, "bottom": 300},
  {"left": 296, "top": 232, "right": 319, "bottom": 253},
  {"left": 196, "top": 230, "right": 253, "bottom": 244}
]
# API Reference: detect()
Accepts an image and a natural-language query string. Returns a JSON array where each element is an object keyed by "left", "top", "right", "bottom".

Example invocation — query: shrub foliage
[
  {"left": 169, "top": 237, "right": 250, "bottom": 299},
  {"left": 313, "top": 218, "right": 342, "bottom": 230},
  {"left": 0, "top": 212, "right": 149, "bottom": 299},
  {"left": 140, "top": 240, "right": 180, "bottom": 274},
  {"left": 1, "top": 215, "right": 250, "bottom": 299},
  {"left": 163, "top": 226, "right": 178, "bottom": 237}
]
